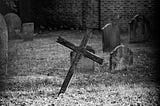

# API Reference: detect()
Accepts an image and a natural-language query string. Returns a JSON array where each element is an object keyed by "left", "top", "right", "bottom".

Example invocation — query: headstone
[
  {"left": 109, "top": 44, "right": 133, "bottom": 71},
  {"left": 70, "top": 45, "right": 95, "bottom": 73},
  {"left": 129, "top": 14, "right": 151, "bottom": 43},
  {"left": 22, "top": 22, "right": 34, "bottom": 41},
  {"left": 102, "top": 22, "right": 120, "bottom": 52},
  {"left": 4, "top": 13, "right": 21, "bottom": 39},
  {"left": 0, "top": 13, "right": 8, "bottom": 75}
]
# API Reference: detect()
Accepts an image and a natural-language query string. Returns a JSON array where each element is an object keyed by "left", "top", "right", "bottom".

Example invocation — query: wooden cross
[{"left": 56, "top": 30, "right": 103, "bottom": 96}]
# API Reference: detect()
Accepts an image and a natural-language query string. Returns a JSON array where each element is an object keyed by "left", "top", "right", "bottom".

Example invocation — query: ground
[{"left": 0, "top": 30, "right": 160, "bottom": 106}]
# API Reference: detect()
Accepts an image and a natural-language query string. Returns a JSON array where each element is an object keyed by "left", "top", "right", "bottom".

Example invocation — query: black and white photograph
[{"left": 0, "top": 0, "right": 160, "bottom": 105}]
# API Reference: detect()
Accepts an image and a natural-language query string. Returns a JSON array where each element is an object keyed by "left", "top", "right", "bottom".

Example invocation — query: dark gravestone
[
  {"left": 109, "top": 44, "right": 133, "bottom": 72},
  {"left": 4, "top": 13, "right": 21, "bottom": 39},
  {"left": 22, "top": 22, "right": 34, "bottom": 41},
  {"left": 0, "top": 13, "right": 8, "bottom": 75},
  {"left": 102, "top": 22, "right": 120, "bottom": 52},
  {"left": 70, "top": 46, "right": 95, "bottom": 73},
  {"left": 129, "top": 14, "right": 151, "bottom": 43}
]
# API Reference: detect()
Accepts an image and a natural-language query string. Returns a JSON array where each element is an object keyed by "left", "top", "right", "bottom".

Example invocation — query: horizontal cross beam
[{"left": 56, "top": 36, "right": 103, "bottom": 65}]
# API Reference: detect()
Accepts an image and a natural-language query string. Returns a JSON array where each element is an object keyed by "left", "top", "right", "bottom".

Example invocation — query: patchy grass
[{"left": 0, "top": 30, "right": 159, "bottom": 106}]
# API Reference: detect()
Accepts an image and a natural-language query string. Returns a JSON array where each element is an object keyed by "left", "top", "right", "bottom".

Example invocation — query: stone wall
[
  {"left": 59, "top": 0, "right": 155, "bottom": 31},
  {"left": 17, "top": 0, "right": 157, "bottom": 31},
  {"left": 100, "top": 0, "right": 155, "bottom": 32}
]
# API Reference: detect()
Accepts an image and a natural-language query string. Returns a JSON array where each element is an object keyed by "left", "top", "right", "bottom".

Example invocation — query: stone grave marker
[
  {"left": 0, "top": 13, "right": 8, "bottom": 75},
  {"left": 109, "top": 44, "right": 133, "bottom": 72},
  {"left": 101, "top": 22, "right": 120, "bottom": 52},
  {"left": 129, "top": 14, "right": 151, "bottom": 43},
  {"left": 22, "top": 22, "right": 34, "bottom": 41},
  {"left": 4, "top": 13, "right": 21, "bottom": 39},
  {"left": 70, "top": 45, "right": 95, "bottom": 73}
]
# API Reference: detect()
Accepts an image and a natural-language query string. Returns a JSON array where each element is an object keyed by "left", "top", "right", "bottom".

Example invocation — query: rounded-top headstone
[
  {"left": 4, "top": 13, "right": 21, "bottom": 39},
  {"left": 129, "top": 14, "right": 151, "bottom": 43},
  {"left": 0, "top": 13, "right": 8, "bottom": 75}
]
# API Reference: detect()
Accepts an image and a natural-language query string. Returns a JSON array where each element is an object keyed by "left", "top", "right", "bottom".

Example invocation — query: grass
[{"left": 0, "top": 30, "right": 159, "bottom": 106}]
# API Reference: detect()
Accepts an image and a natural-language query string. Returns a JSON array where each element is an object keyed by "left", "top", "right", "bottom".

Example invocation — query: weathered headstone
[
  {"left": 0, "top": 13, "right": 8, "bottom": 75},
  {"left": 22, "top": 22, "right": 34, "bottom": 41},
  {"left": 129, "top": 14, "right": 151, "bottom": 43},
  {"left": 109, "top": 44, "right": 133, "bottom": 71},
  {"left": 102, "top": 22, "right": 120, "bottom": 52},
  {"left": 70, "top": 45, "right": 95, "bottom": 73},
  {"left": 4, "top": 13, "right": 21, "bottom": 39}
]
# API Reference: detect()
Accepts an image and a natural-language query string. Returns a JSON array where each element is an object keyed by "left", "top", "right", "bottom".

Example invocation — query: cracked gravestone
[
  {"left": 129, "top": 14, "right": 151, "bottom": 43},
  {"left": 22, "top": 22, "right": 34, "bottom": 41},
  {"left": 4, "top": 13, "right": 21, "bottom": 39},
  {"left": 109, "top": 44, "right": 133, "bottom": 72},
  {"left": 0, "top": 13, "right": 8, "bottom": 75},
  {"left": 70, "top": 45, "right": 95, "bottom": 73},
  {"left": 102, "top": 22, "right": 120, "bottom": 52}
]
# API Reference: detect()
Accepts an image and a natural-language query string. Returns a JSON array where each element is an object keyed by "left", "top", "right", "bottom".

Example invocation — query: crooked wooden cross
[{"left": 56, "top": 30, "right": 103, "bottom": 96}]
